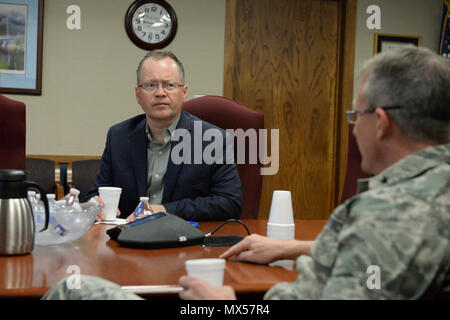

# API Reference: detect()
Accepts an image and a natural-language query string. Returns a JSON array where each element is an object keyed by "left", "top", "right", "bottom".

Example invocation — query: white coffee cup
[
  {"left": 98, "top": 186, "right": 122, "bottom": 221},
  {"left": 268, "top": 190, "right": 294, "bottom": 224},
  {"left": 185, "top": 258, "right": 226, "bottom": 287}
]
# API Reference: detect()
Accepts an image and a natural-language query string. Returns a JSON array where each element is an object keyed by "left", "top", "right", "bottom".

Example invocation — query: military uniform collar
[{"left": 357, "top": 143, "right": 450, "bottom": 193}]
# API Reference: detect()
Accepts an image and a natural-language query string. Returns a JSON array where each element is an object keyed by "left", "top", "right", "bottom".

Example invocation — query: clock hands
[
  {"left": 137, "top": 16, "right": 170, "bottom": 28},
  {"left": 140, "top": 20, "right": 165, "bottom": 27}
]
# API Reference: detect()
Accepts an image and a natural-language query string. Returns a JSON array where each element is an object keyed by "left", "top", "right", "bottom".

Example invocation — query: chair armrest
[
  {"left": 54, "top": 162, "right": 65, "bottom": 199},
  {"left": 66, "top": 161, "right": 73, "bottom": 190}
]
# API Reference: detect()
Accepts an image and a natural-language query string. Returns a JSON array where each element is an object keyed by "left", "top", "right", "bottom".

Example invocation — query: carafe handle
[{"left": 26, "top": 182, "right": 50, "bottom": 232}]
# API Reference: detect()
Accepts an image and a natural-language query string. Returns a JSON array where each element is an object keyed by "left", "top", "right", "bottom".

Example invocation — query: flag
[{"left": 439, "top": 0, "right": 450, "bottom": 57}]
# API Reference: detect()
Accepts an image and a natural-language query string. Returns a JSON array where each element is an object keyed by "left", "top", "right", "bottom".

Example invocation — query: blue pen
[{"left": 188, "top": 221, "right": 199, "bottom": 227}]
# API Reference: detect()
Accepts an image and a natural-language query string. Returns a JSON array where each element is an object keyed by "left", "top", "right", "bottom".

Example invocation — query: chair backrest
[
  {"left": 340, "top": 124, "right": 372, "bottom": 204},
  {"left": 0, "top": 95, "right": 26, "bottom": 170},
  {"left": 182, "top": 95, "right": 264, "bottom": 219},
  {"left": 25, "top": 158, "right": 57, "bottom": 195},
  {"left": 68, "top": 159, "right": 102, "bottom": 202}
]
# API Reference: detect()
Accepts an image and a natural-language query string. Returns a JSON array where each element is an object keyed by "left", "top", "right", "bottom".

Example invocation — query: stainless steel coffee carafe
[{"left": 0, "top": 169, "right": 49, "bottom": 255}]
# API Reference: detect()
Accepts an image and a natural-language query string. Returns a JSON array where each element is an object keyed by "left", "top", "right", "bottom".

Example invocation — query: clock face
[
  {"left": 125, "top": 0, "right": 178, "bottom": 50},
  {"left": 132, "top": 3, "right": 172, "bottom": 44}
]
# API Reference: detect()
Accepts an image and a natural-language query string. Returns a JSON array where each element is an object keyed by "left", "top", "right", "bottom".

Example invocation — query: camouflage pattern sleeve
[
  {"left": 42, "top": 275, "right": 143, "bottom": 300},
  {"left": 264, "top": 206, "right": 349, "bottom": 300},
  {"left": 320, "top": 144, "right": 450, "bottom": 299},
  {"left": 265, "top": 144, "right": 450, "bottom": 300},
  {"left": 321, "top": 212, "right": 449, "bottom": 299},
  {"left": 264, "top": 255, "right": 329, "bottom": 300}
]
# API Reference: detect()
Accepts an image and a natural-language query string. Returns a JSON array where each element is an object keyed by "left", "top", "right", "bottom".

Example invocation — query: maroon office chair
[
  {"left": 0, "top": 94, "right": 26, "bottom": 170},
  {"left": 340, "top": 124, "right": 372, "bottom": 203},
  {"left": 182, "top": 95, "right": 264, "bottom": 219}
]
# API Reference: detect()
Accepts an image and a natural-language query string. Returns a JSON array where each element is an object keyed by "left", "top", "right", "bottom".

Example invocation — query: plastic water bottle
[
  {"left": 65, "top": 188, "right": 81, "bottom": 210},
  {"left": 29, "top": 191, "right": 40, "bottom": 225},
  {"left": 46, "top": 193, "right": 57, "bottom": 225},
  {"left": 80, "top": 197, "right": 100, "bottom": 213},
  {"left": 133, "top": 196, "right": 153, "bottom": 219},
  {"left": 28, "top": 191, "right": 37, "bottom": 211},
  {"left": 67, "top": 188, "right": 80, "bottom": 204},
  {"left": 46, "top": 194, "right": 55, "bottom": 213},
  {"left": 35, "top": 194, "right": 44, "bottom": 213},
  {"left": 34, "top": 193, "right": 44, "bottom": 226},
  {"left": 27, "top": 190, "right": 36, "bottom": 201},
  {"left": 56, "top": 188, "right": 82, "bottom": 213}
]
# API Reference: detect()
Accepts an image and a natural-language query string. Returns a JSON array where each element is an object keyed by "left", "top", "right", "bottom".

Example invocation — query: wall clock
[{"left": 125, "top": 0, "right": 178, "bottom": 50}]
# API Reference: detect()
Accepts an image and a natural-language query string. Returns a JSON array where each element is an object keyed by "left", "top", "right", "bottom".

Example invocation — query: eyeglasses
[
  {"left": 138, "top": 81, "right": 184, "bottom": 92},
  {"left": 346, "top": 105, "right": 403, "bottom": 124}
]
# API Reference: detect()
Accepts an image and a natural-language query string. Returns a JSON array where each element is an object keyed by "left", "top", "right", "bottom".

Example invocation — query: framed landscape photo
[
  {"left": 374, "top": 33, "right": 422, "bottom": 55},
  {"left": 0, "top": 0, "right": 43, "bottom": 95}
]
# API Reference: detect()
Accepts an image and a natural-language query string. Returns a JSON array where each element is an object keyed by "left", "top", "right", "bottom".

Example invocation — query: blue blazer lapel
[
  {"left": 129, "top": 117, "right": 148, "bottom": 198},
  {"left": 162, "top": 111, "right": 192, "bottom": 203}
]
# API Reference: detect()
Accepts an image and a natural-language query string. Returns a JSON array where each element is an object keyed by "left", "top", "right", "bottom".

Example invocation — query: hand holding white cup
[
  {"left": 185, "top": 258, "right": 226, "bottom": 287},
  {"left": 98, "top": 187, "right": 122, "bottom": 221}
]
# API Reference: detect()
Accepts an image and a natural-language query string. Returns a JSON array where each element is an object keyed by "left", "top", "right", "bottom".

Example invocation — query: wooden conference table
[{"left": 0, "top": 219, "right": 327, "bottom": 299}]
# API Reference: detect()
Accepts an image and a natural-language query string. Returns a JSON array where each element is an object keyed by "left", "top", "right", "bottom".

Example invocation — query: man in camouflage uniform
[
  {"left": 43, "top": 46, "right": 449, "bottom": 300},
  {"left": 181, "top": 46, "right": 450, "bottom": 300}
]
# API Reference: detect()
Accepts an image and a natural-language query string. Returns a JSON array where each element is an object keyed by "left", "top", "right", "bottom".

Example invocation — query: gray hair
[
  {"left": 136, "top": 50, "right": 185, "bottom": 85},
  {"left": 360, "top": 46, "right": 450, "bottom": 144}
]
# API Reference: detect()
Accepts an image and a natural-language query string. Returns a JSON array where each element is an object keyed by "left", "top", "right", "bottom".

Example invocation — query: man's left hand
[
  {"left": 178, "top": 276, "right": 237, "bottom": 300},
  {"left": 150, "top": 204, "right": 166, "bottom": 213},
  {"left": 125, "top": 204, "right": 167, "bottom": 222}
]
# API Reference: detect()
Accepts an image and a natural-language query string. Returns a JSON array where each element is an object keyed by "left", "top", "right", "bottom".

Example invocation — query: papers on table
[{"left": 121, "top": 285, "right": 183, "bottom": 294}]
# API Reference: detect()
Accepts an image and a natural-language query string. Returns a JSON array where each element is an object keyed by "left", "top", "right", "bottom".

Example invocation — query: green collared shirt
[
  {"left": 145, "top": 115, "right": 180, "bottom": 204},
  {"left": 265, "top": 143, "right": 450, "bottom": 300}
]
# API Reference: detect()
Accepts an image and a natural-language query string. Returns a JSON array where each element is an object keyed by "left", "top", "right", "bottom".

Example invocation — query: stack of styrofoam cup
[
  {"left": 185, "top": 258, "right": 226, "bottom": 287},
  {"left": 267, "top": 190, "right": 295, "bottom": 241}
]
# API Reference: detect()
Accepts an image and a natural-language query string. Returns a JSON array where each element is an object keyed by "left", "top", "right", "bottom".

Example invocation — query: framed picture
[
  {"left": 374, "top": 33, "right": 422, "bottom": 55},
  {"left": 0, "top": 0, "right": 44, "bottom": 95}
]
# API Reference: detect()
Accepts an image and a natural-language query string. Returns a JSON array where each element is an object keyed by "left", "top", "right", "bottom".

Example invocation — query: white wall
[
  {"left": 4, "top": 0, "right": 443, "bottom": 155},
  {"left": 5, "top": 0, "right": 225, "bottom": 155},
  {"left": 354, "top": 0, "right": 443, "bottom": 91}
]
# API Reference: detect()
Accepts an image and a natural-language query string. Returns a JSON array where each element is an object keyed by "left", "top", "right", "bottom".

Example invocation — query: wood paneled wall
[{"left": 224, "top": 0, "right": 356, "bottom": 219}]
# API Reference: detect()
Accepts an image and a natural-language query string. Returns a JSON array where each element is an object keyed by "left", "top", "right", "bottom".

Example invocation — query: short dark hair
[
  {"left": 136, "top": 50, "right": 185, "bottom": 85},
  {"left": 361, "top": 46, "right": 450, "bottom": 144}
]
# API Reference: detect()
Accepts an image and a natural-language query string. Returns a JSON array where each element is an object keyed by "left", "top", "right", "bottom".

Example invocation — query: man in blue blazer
[{"left": 87, "top": 51, "right": 242, "bottom": 221}]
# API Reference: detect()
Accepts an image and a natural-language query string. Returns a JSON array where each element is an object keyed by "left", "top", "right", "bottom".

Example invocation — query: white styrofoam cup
[
  {"left": 98, "top": 186, "right": 122, "bottom": 221},
  {"left": 268, "top": 190, "right": 294, "bottom": 225},
  {"left": 267, "top": 222, "right": 295, "bottom": 241},
  {"left": 185, "top": 258, "right": 226, "bottom": 287}
]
